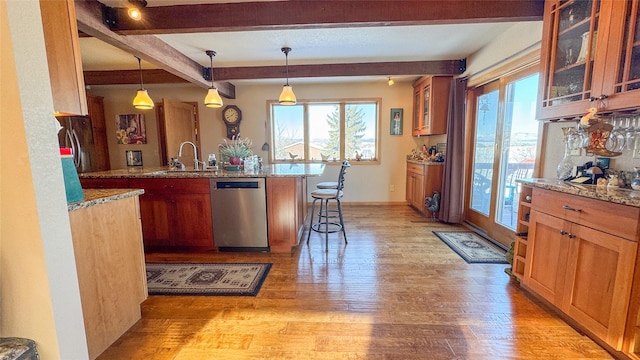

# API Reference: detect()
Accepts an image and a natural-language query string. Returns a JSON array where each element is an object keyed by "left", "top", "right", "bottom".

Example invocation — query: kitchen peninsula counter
[
  {"left": 517, "top": 178, "right": 640, "bottom": 208},
  {"left": 79, "top": 164, "right": 325, "bottom": 253},
  {"left": 79, "top": 163, "right": 325, "bottom": 179}
]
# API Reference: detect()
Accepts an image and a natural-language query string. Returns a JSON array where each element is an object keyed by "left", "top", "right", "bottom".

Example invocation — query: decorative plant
[{"left": 218, "top": 136, "right": 253, "bottom": 161}]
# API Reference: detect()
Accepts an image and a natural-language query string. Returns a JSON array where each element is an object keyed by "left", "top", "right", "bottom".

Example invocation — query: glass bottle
[{"left": 557, "top": 140, "right": 574, "bottom": 180}]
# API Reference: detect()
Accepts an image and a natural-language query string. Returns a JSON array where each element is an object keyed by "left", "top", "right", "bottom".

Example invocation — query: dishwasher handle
[{"left": 214, "top": 181, "right": 262, "bottom": 189}]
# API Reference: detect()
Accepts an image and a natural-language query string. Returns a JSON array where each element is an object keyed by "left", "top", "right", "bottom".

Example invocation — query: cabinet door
[
  {"left": 138, "top": 194, "right": 171, "bottom": 248},
  {"left": 170, "top": 193, "right": 214, "bottom": 250},
  {"left": 538, "top": 0, "right": 602, "bottom": 120},
  {"left": 39, "top": 0, "right": 87, "bottom": 116},
  {"left": 600, "top": 0, "right": 640, "bottom": 110},
  {"left": 86, "top": 94, "right": 110, "bottom": 171},
  {"left": 422, "top": 83, "right": 431, "bottom": 134},
  {"left": 562, "top": 224, "right": 637, "bottom": 350},
  {"left": 524, "top": 210, "right": 571, "bottom": 306},
  {"left": 412, "top": 87, "right": 422, "bottom": 136}
]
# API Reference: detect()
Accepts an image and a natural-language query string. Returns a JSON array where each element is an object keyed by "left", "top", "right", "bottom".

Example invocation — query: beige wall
[
  {"left": 90, "top": 80, "right": 419, "bottom": 203},
  {"left": 2, "top": 1, "right": 88, "bottom": 359}
]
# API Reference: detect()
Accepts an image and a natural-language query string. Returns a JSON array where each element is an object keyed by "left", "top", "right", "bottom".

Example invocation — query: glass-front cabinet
[
  {"left": 538, "top": 0, "right": 640, "bottom": 120},
  {"left": 411, "top": 76, "right": 451, "bottom": 136}
]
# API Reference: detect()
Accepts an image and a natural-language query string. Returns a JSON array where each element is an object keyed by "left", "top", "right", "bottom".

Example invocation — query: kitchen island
[
  {"left": 68, "top": 189, "right": 146, "bottom": 359},
  {"left": 80, "top": 164, "right": 325, "bottom": 253}
]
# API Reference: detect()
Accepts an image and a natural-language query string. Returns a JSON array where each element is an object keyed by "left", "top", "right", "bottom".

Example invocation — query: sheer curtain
[{"left": 439, "top": 78, "right": 467, "bottom": 223}]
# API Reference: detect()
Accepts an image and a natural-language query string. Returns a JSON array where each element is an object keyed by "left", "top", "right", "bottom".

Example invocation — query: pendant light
[
  {"left": 279, "top": 47, "right": 297, "bottom": 105},
  {"left": 132, "top": 56, "right": 154, "bottom": 110},
  {"left": 204, "top": 50, "right": 223, "bottom": 108}
]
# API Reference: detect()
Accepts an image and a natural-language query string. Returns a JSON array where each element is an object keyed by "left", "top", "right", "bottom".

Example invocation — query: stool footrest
[{"left": 311, "top": 222, "right": 343, "bottom": 233}]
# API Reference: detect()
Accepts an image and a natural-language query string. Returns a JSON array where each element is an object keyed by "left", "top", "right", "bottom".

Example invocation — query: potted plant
[{"left": 218, "top": 136, "right": 253, "bottom": 165}]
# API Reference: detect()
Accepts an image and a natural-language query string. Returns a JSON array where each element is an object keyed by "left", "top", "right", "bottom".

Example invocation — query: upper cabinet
[
  {"left": 40, "top": 0, "right": 88, "bottom": 116},
  {"left": 412, "top": 76, "right": 451, "bottom": 136},
  {"left": 538, "top": 0, "right": 640, "bottom": 120}
]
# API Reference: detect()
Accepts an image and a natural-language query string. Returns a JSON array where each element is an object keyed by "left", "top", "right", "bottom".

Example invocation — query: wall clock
[{"left": 222, "top": 105, "right": 242, "bottom": 139}]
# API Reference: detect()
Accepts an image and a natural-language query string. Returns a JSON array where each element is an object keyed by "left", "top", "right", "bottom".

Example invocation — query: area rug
[
  {"left": 433, "top": 231, "right": 508, "bottom": 264},
  {"left": 146, "top": 263, "right": 272, "bottom": 296}
]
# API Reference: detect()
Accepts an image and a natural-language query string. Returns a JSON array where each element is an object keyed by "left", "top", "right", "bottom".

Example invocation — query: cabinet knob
[
  {"left": 560, "top": 230, "right": 567, "bottom": 235},
  {"left": 568, "top": 233, "right": 576, "bottom": 239}
]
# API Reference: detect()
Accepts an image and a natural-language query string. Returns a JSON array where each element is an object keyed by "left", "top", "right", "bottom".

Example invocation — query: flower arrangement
[{"left": 218, "top": 136, "right": 253, "bottom": 162}]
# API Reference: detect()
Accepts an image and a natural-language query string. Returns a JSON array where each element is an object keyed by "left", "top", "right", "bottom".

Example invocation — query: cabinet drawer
[
  {"left": 407, "top": 162, "right": 425, "bottom": 176},
  {"left": 80, "top": 178, "right": 129, "bottom": 189},
  {"left": 531, "top": 188, "right": 640, "bottom": 241},
  {"left": 130, "top": 178, "right": 210, "bottom": 195}
]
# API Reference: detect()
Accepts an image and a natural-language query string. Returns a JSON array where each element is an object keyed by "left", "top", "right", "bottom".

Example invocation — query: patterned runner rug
[
  {"left": 433, "top": 231, "right": 508, "bottom": 264},
  {"left": 146, "top": 263, "right": 272, "bottom": 296}
]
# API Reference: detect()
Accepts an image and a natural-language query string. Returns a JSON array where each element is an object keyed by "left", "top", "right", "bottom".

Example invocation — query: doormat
[
  {"left": 146, "top": 262, "right": 272, "bottom": 296},
  {"left": 432, "top": 231, "right": 508, "bottom": 264}
]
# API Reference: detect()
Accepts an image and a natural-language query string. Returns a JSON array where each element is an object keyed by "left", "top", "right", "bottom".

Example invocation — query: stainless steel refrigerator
[{"left": 57, "top": 116, "right": 99, "bottom": 173}]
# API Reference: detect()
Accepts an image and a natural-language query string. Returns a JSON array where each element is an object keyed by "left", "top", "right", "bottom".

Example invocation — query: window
[{"left": 268, "top": 99, "right": 380, "bottom": 163}]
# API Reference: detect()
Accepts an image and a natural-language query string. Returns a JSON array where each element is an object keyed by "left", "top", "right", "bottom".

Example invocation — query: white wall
[
  {"left": 90, "top": 79, "right": 420, "bottom": 203},
  {"left": 2, "top": 1, "right": 88, "bottom": 359}
]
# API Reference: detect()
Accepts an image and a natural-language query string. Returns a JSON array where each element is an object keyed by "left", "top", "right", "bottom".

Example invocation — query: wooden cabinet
[
  {"left": 129, "top": 178, "right": 214, "bottom": 251},
  {"left": 411, "top": 76, "right": 451, "bottom": 136},
  {"left": 523, "top": 187, "right": 639, "bottom": 350},
  {"left": 86, "top": 94, "right": 110, "bottom": 171},
  {"left": 68, "top": 195, "right": 146, "bottom": 359},
  {"left": 405, "top": 162, "right": 443, "bottom": 215},
  {"left": 266, "top": 177, "right": 307, "bottom": 253},
  {"left": 510, "top": 184, "right": 532, "bottom": 281},
  {"left": 538, "top": 0, "right": 640, "bottom": 120},
  {"left": 39, "top": 0, "right": 88, "bottom": 116}
]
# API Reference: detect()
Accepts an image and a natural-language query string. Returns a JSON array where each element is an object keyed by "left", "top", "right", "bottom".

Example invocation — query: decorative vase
[
  {"left": 557, "top": 140, "right": 574, "bottom": 180},
  {"left": 229, "top": 157, "right": 242, "bottom": 165}
]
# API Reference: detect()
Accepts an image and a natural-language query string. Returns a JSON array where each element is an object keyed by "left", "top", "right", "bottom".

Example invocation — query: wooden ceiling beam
[
  {"left": 215, "top": 60, "right": 465, "bottom": 80},
  {"left": 84, "top": 59, "right": 464, "bottom": 85},
  {"left": 74, "top": 0, "right": 235, "bottom": 98},
  {"left": 106, "top": 0, "right": 543, "bottom": 35}
]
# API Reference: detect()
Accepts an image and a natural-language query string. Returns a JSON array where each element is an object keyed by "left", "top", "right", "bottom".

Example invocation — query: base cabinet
[
  {"left": 524, "top": 188, "right": 639, "bottom": 351},
  {"left": 406, "top": 162, "right": 443, "bottom": 216},
  {"left": 129, "top": 178, "right": 214, "bottom": 251}
]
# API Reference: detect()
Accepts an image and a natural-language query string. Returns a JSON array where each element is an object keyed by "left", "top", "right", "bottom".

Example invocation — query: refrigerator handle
[{"left": 70, "top": 129, "right": 81, "bottom": 168}]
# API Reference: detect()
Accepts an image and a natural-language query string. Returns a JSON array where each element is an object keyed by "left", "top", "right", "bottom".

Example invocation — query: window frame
[{"left": 267, "top": 98, "right": 382, "bottom": 165}]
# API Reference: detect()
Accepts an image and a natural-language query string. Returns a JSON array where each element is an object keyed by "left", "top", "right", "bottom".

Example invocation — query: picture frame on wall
[
  {"left": 126, "top": 150, "right": 143, "bottom": 167},
  {"left": 390, "top": 108, "right": 403, "bottom": 135}
]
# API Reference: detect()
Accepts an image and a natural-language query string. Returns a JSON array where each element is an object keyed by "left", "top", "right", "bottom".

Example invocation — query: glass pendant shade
[
  {"left": 204, "top": 87, "right": 223, "bottom": 108},
  {"left": 133, "top": 89, "right": 154, "bottom": 110},
  {"left": 279, "top": 85, "right": 297, "bottom": 105}
]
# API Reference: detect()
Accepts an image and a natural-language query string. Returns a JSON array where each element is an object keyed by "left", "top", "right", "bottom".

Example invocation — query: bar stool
[{"left": 307, "top": 160, "right": 349, "bottom": 250}]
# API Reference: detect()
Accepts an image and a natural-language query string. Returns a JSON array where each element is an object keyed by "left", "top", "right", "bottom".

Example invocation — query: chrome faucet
[{"left": 178, "top": 141, "right": 200, "bottom": 170}]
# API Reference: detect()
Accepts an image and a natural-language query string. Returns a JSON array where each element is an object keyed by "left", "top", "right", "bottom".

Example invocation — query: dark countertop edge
[
  {"left": 517, "top": 178, "right": 640, "bottom": 208},
  {"left": 68, "top": 189, "right": 144, "bottom": 212},
  {"left": 79, "top": 165, "right": 325, "bottom": 179}
]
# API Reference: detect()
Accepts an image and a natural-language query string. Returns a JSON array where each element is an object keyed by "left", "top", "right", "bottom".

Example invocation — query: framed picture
[
  {"left": 126, "top": 150, "right": 143, "bottom": 167},
  {"left": 116, "top": 114, "right": 147, "bottom": 144},
  {"left": 390, "top": 108, "right": 403, "bottom": 135}
]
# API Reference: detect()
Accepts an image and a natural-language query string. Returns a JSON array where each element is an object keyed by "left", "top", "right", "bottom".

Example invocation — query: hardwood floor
[{"left": 97, "top": 205, "right": 613, "bottom": 359}]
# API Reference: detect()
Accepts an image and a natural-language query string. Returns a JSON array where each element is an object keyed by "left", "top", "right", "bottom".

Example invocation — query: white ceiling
[{"left": 79, "top": 1, "right": 531, "bottom": 85}]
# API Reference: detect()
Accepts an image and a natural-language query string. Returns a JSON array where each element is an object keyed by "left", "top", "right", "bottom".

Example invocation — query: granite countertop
[
  {"left": 517, "top": 178, "right": 640, "bottom": 208},
  {"left": 68, "top": 188, "right": 145, "bottom": 212},
  {"left": 407, "top": 159, "right": 445, "bottom": 165},
  {"left": 79, "top": 163, "right": 325, "bottom": 179}
]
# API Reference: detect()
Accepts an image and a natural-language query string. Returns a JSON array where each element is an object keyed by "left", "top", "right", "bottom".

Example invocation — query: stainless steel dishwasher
[{"left": 210, "top": 178, "right": 269, "bottom": 252}]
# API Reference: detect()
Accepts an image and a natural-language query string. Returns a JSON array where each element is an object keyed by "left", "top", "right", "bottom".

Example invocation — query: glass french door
[{"left": 466, "top": 68, "right": 539, "bottom": 246}]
